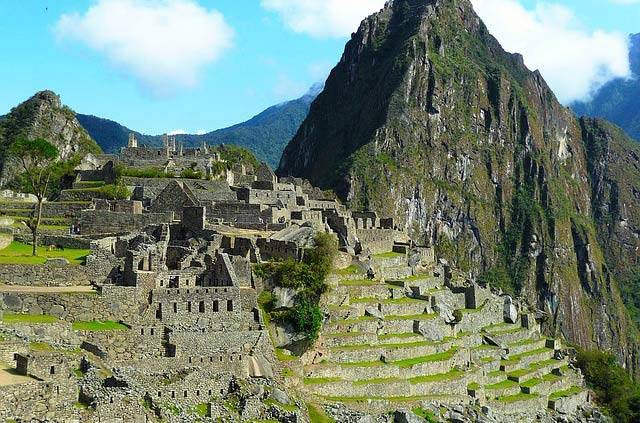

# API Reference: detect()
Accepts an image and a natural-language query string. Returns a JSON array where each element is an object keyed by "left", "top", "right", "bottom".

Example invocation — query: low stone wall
[
  {"left": 0, "top": 263, "right": 92, "bottom": 286},
  {"left": 13, "top": 233, "right": 92, "bottom": 249},
  {"left": 79, "top": 210, "right": 173, "bottom": 235}
]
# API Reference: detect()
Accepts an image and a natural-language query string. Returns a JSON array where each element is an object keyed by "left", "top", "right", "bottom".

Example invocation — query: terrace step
[
  {"left": 520, "top": 371, "right": 574, "bottom": 395},
  {"left": 484, "top": 379, "right": 521, "bottom": 399},
  {"left": 547, "top": 387, "right": 588, "bottom": 413},
  {"left": 500, "top": 348, "right": 556, "bottom": 372},
  {"left": 507, "top": 359, "right": 567, "bottom": 383}
]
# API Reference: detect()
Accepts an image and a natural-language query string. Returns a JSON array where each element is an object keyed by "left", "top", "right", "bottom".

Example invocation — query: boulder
[
  {"left": 273, "top": 287, "right": 297, "bottom": 309},
  {"left": 3, "top": 294, "right": 23, "bottom": 311},
  {"left": 364, "top": 306, "right": 384, "bottom": 320},
  {"left": 273, "top": 322, "right": 306, "bottom": 348},
  {"left": 503, "top": 296, "right": 518, "bottom": 324},
  {"left": 416, "top": 321, "right": 445, "bottom": 341},
  {"left": 248, "top": 355, "right": 274, "bottom": 378},
  {"left": 270, "top": 387, "right": 291, "bottom": 405},
  {"left": 393, "top": 409, "right": 423, "bottom": 423}
]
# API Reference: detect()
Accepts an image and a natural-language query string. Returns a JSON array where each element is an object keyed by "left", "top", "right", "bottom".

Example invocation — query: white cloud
[
  {"left": 471, "top": 0, "right": 630, "bottom": 103},
  {"left": 260, "top": 0, "right": 386, "bottom": 39},
  {"left": 55, "top": 0, "right": 234, "bottom": 94},
  {"left": 168, "top": 129, "right": 187, "bottom": 135}
]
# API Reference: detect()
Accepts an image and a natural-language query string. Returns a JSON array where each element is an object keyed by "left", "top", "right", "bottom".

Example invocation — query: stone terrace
[{"left": 296, "top": 252, "right": 588, "bottom": 418}]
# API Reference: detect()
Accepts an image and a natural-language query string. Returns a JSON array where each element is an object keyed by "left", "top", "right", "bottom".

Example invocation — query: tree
[{"left": 9, "top": 138, "right": 59, "bottom": 256}]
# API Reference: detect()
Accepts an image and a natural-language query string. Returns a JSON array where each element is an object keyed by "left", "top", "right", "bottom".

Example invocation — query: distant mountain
[
  {"left": 572, "top": 33, "right": 640, "bottom": 140},
  {"left": 77, "top": 84, "right": 322, "bottom": 168},
  {"left": 0, "top": 91, "right": 101, "bottom": 183}
]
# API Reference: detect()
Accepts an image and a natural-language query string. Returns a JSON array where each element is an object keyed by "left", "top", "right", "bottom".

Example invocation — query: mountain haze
[
  {"left": 77, "top": 85, "right": 322, "bottom": 168},
  {"left": 572, "top": 33, "right": 640, "bottom": 141},
  {"left": 278, "top": 0, "right": 640, "bottom": 375}
]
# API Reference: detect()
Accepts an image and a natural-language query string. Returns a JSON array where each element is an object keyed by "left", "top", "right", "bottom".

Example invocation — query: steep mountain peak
[
  {"left": 278, "top": 0, "right": 640, "bottom": 376},
  {"left": 29, "top": 90, "right": 63, "bottom": 108}
]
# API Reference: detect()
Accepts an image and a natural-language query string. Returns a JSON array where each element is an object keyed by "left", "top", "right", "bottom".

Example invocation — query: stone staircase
[{"left": 299, "top": 253, "right": 588, "bottom": 416}]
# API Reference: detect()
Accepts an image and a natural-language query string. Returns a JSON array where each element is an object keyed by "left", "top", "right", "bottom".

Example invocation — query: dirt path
[
  {"left": 0, "top": 363, "right": 33, "bottom": 386},
  {"left": 0, "top": 285, "right": 96, "bottom": 294}
]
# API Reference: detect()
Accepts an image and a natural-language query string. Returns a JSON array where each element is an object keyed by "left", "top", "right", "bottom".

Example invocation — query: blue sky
[{"left": 0, "top": 0, "right": 638, "bottom": 135}]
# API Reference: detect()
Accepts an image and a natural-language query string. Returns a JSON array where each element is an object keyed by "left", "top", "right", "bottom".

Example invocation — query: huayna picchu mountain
[
  {"left": 278, "top": 0, "right": 640, "bottom": 376},
  {"left": 0, "top": 91, "right": 101, "bottom": 183}
]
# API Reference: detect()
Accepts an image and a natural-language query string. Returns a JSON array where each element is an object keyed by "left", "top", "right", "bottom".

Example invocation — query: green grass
[
  {"left": 281, "top": 368, "right": 295, "bottom": 378},
  {"left": 502, "top": 348, "right": 554, "bottom": 367},
  {"left": 352, "top": 376, "right": 401, "bottom": 386},
  {"left": 308, "top": 403, "right": 335, "bottom": 423},
  {"left": 520, "top": 373, "right": 562, "bottom": 388},
  {"left": 72, "top": 321, "right": 129, "bottom": 331},
  {"left": 335, "top": 265, "right": 362, "bottom": 275},
  {"left": 339, "top": 279, "right": 379, "bottom": 287},
  {"left": 507, "top": 359, "right": 561, "bottom": 379},
  {"left": 275, "top": 348, "right": 298, "bottom": 362},
  {"left": 409, "top": 368, "right": 465, "bottom": 384},
  {"left": 497, "top": 393, "right": 539, "bottom": 403},
  {"left": 412, "top": 407, "right": 439, "bottom": 423},
  {"left": 0, "top": 241, "right": 89, "bottom": 265},
  {"left": 2, "top": 313, "right": 60, "bottom": 324},
  {"left": 338, "top": 315, "right": 377, "bottom": 324},
  {"left": 264, "top": 399, "right": 297, "bottom": 412},
  {"left": 485, "top": 379, "right": 518, "bottom": 390},
  {"left": 303, "top": 377, "right": 342, "bottom": 385},
  {"left": 30, "top": 342, "right": 54, "bottom": 352},
  {"left": 193, "top": 403, "right": 209, "bottom": 417},
  {"left": 385, "top": 313, "right": 437, "bottom": 321},
  {"left": 330, "top": 339, "right": 435, "bottom": 352},
  {"left": 378, "top": 332, "right": 423, "bottom": 341},
  {"left": 467, "top": 382, "right": 481, "bottom": 390},
  {"left": 373, "top": 251, "right": 405, "bottom": 259},
  {"left": 549, "top": 386, "right": 583, "bottom": 401},
  {"left": 393, "top": 347, "right": 458, "bottom": 368},
  {"left": 338, "top": 359, "right": 384, "bottom": 368},
  {"left": 325, "top": 332, "right": 363, "bottom": 338}
]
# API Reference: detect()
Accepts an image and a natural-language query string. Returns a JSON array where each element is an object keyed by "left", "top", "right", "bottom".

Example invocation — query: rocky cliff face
[
  {"left": 278, "top": 0, "right": 640, "bottom": 375},
  {"left": 0, "top": 91, "right": 101, "bottom": 182}
]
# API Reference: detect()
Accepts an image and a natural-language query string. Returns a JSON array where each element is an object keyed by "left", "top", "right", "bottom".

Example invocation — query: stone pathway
[{"left": 0, "top": 363, "right": 33, "bottom": 386}]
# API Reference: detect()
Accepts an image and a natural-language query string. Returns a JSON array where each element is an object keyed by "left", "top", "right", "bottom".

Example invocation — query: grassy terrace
[
  {"left": 0, "top": 242, "right": 89, "bottom": 265},
  {"left": 497, "top": 393, "right": 539, "bottom": 403},
  {"left": 378, "top": 332, "right": 423, "bottom": 341},
  {"left": 304, "top": 377, "right": 342, "bottom": 385},
  {"left": 321, "top": 394, "right": 455, "bottom": 403},
  {"left": 350, "top": 297, "right": 428, "bottom": 305},
  {"left": 501, "top": 348, "right": 554, "bottom": 365},
  {"left": 372, "top": 251, "right": 406, "bottom": 259},
  {"left": 72, "top": 321, "right": 129, "bottom": 331},
  {"left": 485, "top": 379, "right": 518, "bottom": 390},
  {"left": 330, "top": 339, "right": 436, "bottom": 352},
  {"left": 339, "top": 279, "right": 379, "bottom": 287},
  {"left": 548, "top": 386, "right": 582, "bottom": 401},
  {"left": 1, "top": 313, "right": 60, "bottom": 324},
  {"left": 336, "top": 312, "right": 436, "bottom": 324},
  {"left": 520, "top": 373, "right": 563, "bottom": 388},
  {"left": 507, "top": 359, "right": 562, "bottom": 379},
  {"left": 334, "top": 265, "right": 362, "bottom": 276}
]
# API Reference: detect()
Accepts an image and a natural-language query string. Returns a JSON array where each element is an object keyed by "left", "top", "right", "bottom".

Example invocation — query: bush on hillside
[
  {"left": 256, "top": 233, "right": 338, "bottom": 344},
  {"left": 575, "top": 349, "right": 640, "bottom": 422}
]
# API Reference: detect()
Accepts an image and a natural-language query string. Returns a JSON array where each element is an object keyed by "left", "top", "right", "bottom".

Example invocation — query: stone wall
[
  {"left": 0, "top": 380, "right": 78, "bottom": 422},
  {"left": 0, "top": 262, "right": 92, "bottom": 286},
  {"left": 13, "top": 233, "right": 92, "bottom": 249},
  {"left": 356, "top": 228, "right": 398, "bottom": 254},
  {"left": 79, "top": 210, "right": 173, "bottom": 235},
  {"left": 210, "top": 202, "right": 262, "bottom": 224}
]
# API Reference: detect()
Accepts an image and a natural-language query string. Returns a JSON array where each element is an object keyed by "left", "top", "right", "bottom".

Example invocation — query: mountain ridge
[
  {"left": 77, "top": 84, "right": 322, "bottom": 168},
  {"left": 278, "top": 0, "right": 640, "bottom": 376}
]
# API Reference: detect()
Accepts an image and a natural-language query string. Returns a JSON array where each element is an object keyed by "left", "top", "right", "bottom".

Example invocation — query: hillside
[
  {"left": 572, "top": 33, "right": 640, "bottom": 140},
  {"left": 77, "top": 84, "right": 321, "bottom": 168},
  {"left": 0, "top": 91, "right": 101, "bottom": 183},
  {"left": 278, "top": 0, "right": 640, "bottom": 376}
]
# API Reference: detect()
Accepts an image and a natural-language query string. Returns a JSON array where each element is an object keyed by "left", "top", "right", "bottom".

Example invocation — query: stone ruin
[{"left": 0, "top": 145, "right": 601, "bottom": 422}]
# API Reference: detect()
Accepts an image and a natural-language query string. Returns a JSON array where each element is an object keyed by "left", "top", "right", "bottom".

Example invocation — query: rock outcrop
[
  {"left": 0, "top": 91, "right": 101, "bottom": 183},
  {"left": 278, "top": 0, "right": 640, "bottom": 376}
]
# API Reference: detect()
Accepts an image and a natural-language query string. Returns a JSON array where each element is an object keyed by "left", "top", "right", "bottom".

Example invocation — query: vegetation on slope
[
  {"left": 257, "top": 233, "right": 338, "bottom": 347},
  {"left": 76, "top": 85, "right": 320, "bottom": 167},
  {"left": 575, "top": 349, "right": 640, "bottom": 422}
]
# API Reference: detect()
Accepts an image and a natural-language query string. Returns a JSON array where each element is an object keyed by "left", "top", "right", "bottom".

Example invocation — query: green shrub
[
  {"left": 575, "top": 349, "right": 640, "bottom": 422},
  {"left": 180, "top": 168, "right": 203, "bottom": 180},
  {"left": 99, "top": 184, "right": 131, "bottom": 200},
  {"left": 478, "top": 266, "right": 514, "bottom": 295},
  {"left": 258, "top": 233, "right": 338, "bottom": 345}
]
